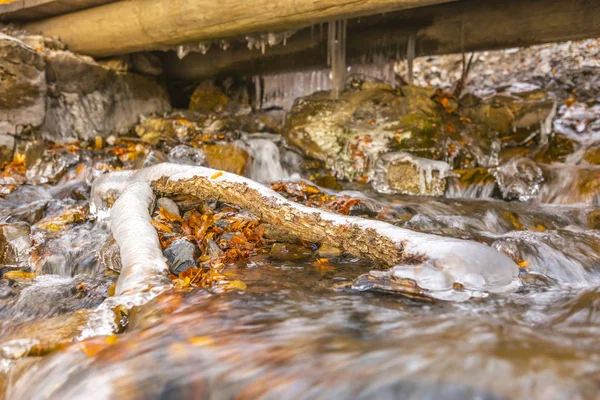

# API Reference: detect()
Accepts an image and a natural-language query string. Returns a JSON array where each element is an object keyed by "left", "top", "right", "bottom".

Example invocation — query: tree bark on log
[{"left": 95, "top": 163, "right": 519, "bottom": 295}]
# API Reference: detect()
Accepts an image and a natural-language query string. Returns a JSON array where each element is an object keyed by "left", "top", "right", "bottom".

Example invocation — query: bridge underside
[{"left": 1, "top": 0, "right": 599, "bottom": 81}]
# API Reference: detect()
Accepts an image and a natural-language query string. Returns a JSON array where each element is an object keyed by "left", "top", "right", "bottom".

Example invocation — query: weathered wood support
[
  {"left": 20, "top": 0, "right": 454, "bottom": 57},
  {"left": 163, "top": 0, "right": 600, "bottom": 81}
]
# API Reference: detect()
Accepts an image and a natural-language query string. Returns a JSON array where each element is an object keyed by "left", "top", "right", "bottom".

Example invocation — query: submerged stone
[
  {"left": 269, "top": 243, "right": 313, "bottom": 261},
  {"left": 24, "top": 142, "right": 80, "bottom": 184},
  {"left": 0, "top": 222, "right": 31, "bottom": 265}
]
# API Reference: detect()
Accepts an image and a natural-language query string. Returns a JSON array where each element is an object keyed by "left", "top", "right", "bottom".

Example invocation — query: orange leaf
[{"left": 151, "top": 219, "right": 173, "bottom": 234}]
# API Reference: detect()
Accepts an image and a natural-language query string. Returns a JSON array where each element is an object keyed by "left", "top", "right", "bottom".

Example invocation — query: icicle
[
  {"left": 198, "top": 41, "right": 211, "bottom": 55},
  {"left": 540, "top": 101, "right": 557, "bottom": 145},
  {"left": 328, "top": 19, "right": 347, "bottom": 97},
  {"left": 407, "top": 33, "right": 416, "bottom": 85},
  {"left": 259, "top": 69, "right": 332, "bottom": 110},
  {"left": 177, "top": 45, "right": 189, "bottom": 60},
  {"left": 219, "top": 39, "right": 230, "bottom": 51}
]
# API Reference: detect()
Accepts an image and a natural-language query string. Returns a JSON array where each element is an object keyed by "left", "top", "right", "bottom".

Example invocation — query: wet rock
[
  {"left": 34, "top": 204, "right": 88, "bottom": 232},
  {"left": 318, "top": 244, "right": 342, "bottom": 258},
  {"left": 0, "top": 135, "right": 15, "bottom": 165},
  {"left": 168, "top": 145, "right": 206, "bottom": 166},
  {"left": 156, "top": 198, "right": 180, "bottom": 217},
  {"left": 189, "top": 81, "right": 229, "bottom": 113},
  {"left": 532, "top": 134, "right": 576, "bottom": 164},
  {"left": 164, "top": 239, "right": 200, "bottom": 275},
  {"left": 2, "top": 274, "right": 112, "bottom": 320},
  {"left": 269, "top": 243, "right": 313, "bottom": 261},
  {"left": 206, "top": 238, "right": 223, "bottom": 259},
  {"left": 97, "top": 55, "right": 131, "bottom": 72},
  {"left": 463, "top": 102, "right": 515, "bottom": 135},
  {"left": 589, "top": 210, "right": 600, "bottom": 230},
  {"left": 131, "top": 52, "right": 163, "bottom": 76},
  {"left": 0, "top": 30, "right": 171, "bottom": 142},
  {"left": 583, "top": 146, "right": 600, "bottom": 166},
  {"left": 537, "top": 164, "right": 600, "bottom": 205},
  {"left": 313, "top": 175, "right": 343, "bottom": 190},
  {"left": 25, "top": 142, "right": 80, "bottom": 184},
  {"left": 0, "top": 222, "right": 31, "bottom": 265},
  {"left": 134, "top": 149, "right": 168, "bottom": 169},
  {"left": 0, "top": 309, "right": 89, "bottom": 359},
  {"left": 42, "top": 49, "right": 171, "bottom": 141},
  {"left": 198, "top": 143, "right": 249, "bottom": 175},
  {"left": 135, "top": 113, "right": 211, "bottom": 144},
  {"left": 285, "top": 84, "right": 500, "bottom": 180},
  {"left": 493, "top": 158, "right": 544, "bottom": 201},
  {"left": 99, "top": 236, "right": 122, "bottom": 273},
  {"left": 446, "top": 168, "right": 497, "bottom": 199},
  {"left": 371, "top": 152, "right": 450, "bottom": 196},
  {"left": 348, "top": 202, "right": 379, "bottom": 218},
  {"left": 0, "top": 34, "right": 47, "bottom": 136}
]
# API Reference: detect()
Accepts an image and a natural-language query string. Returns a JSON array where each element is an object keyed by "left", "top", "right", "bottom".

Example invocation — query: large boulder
[
  {"left": 42, "top": 50, "right": 171, "bottom": 141},
  {"left": 0, "top": 34, "right": 47, "bottom": 136},
  {"left": 0, "top": 31, "right": 171, "bottom": 143}
]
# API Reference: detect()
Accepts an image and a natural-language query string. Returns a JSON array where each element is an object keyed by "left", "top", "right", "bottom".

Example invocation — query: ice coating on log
[
  {"left": 110, "top": 182, "right": 170, "bottom": 295},
  {"left": 151, "top": 163, "right": 519, "bottom": 292},
  {"left": 94, "top": 163, "right": 519, "bottom": 299}
]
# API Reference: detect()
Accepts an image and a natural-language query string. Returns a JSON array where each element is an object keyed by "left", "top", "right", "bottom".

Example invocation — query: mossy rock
[
  {"left": 198, "top": 143, "right": 249, "bottom": 176},
  {"left": 532, "top": 134, "right": 576, "bottom": 164},
  {"left": 583, "top": 146, "right": 600, "bottom": 165},
  {"left": 189, "top": 81, "right": 230, "bottom": 112}
]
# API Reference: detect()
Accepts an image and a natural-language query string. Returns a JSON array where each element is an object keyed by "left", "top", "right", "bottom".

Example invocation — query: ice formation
[
  {"left": 246, "top": 30, "right": 296, "bottom": 54},
  {"left": 370, "top": 152, "right": 453, "bottom": 195},
  {"left": 328, "top": 19, "right": 347, "bottom": 96}
]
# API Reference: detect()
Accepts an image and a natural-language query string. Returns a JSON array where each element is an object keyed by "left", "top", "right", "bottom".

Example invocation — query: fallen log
[
  {"left": 22, "top": 0, "right": 454, "bottom": 58},
  {"left": 93, "top": 163, "right": 519, "bottom": 297}
]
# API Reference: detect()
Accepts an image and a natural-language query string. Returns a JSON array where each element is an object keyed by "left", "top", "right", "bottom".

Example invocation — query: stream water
[{"left": 1, "top": 54, "right": 600, "bottom": 399}]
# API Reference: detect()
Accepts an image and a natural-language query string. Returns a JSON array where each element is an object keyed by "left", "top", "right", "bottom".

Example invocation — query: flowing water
[{"left": 1, "top": 77, "right": 600, "bottom": 399}]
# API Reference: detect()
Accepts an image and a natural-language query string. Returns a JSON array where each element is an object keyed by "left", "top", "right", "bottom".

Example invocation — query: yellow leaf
[
  {"left": 105, "top": 335, "right": 119, "bottom": 345},
  {"left": 3, "top": 271, "right": 36, "bottom": 282},
  {"left": 189, "top": 336, "right": 214, "bottom": 346},
  {"left": 225, "top": 280, "right": 247, "bottom": 291}
]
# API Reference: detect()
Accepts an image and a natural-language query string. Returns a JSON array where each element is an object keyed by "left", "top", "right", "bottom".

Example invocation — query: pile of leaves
[
  {"left": 151, "top": 200, "right": 268, "bottom": 290},
  {"left": 270, "top": 180, "right": 373, "bottom": 216},
  {"left": 0, "top": 153, "right": 26, "bottom": 196}
]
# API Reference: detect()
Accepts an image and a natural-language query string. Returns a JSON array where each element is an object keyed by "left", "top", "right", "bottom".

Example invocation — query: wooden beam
[
  {"left": 21, "top": 0, "right": 455, "bottom": 57},
  {"left": 0, "top": 0, "right": 116, "bottom": 21},
  {"left": 162, "top": 0, "right": 600, "bottom": 81}
]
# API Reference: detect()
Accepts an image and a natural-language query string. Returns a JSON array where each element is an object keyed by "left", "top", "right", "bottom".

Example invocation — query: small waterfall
[{"left": 238, "top": 134, "right": 299, "bottom": 182}]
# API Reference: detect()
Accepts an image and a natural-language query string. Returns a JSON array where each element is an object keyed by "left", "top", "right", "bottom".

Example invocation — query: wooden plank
[
  {"left": 162, "top": 0, "right": 600, "bottom": 81},
  {"left": 22, "top": 0, "right": 455, "bottom": 57},
  {"left": 0, "top": 0, "right": 116, "bottom": 21}
]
